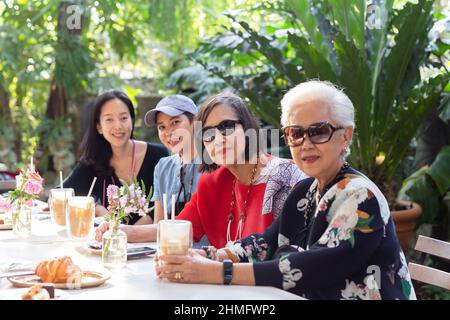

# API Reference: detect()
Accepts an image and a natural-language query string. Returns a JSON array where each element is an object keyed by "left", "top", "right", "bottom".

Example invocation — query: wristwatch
[{"left": 223, "top": 259, "right": 233, "bottom": 285}]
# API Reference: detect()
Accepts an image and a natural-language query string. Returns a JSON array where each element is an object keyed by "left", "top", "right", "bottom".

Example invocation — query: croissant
[{"left": 35, "top": 256, "right": 82, "bottom": 284}]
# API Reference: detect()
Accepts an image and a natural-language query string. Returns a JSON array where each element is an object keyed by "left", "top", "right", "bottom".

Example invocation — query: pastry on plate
[{"left": 35, "top": 256, "right": 82, "bottom": 284}]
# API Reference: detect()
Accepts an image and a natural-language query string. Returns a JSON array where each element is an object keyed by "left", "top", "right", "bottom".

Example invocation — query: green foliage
[
  {"left": 166, "top": 66, "right": 227, "bottom": 104},
  {"left": 188, "top": 0, "right": 449, "bottom": 187},
  {"left": 399, "top": 146, "right": 450, "bottom": 225},
  {"left": 420, "top": 284, "right": 450, "bottom": 300}
]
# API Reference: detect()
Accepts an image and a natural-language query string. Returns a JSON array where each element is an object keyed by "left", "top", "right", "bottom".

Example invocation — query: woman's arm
[
  {"left": 155, "top": 251, "right": 256, "bottom": 285},
  {"left": 95, "top": 222, "right": 157, "bottom": 242},
  {"left": 134, "top": 214, "right": 153, "bottom": 225},
  {"left": 95, "top": 204, "right": 108, "bottom": 217},
  {"left": 121, "top": 224, "right": 157, "bottom": 242}
]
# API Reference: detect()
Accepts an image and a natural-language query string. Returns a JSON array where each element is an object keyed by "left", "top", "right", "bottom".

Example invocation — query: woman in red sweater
[{"left": 96, "top": 92, "right": 305, "bottom": 247}]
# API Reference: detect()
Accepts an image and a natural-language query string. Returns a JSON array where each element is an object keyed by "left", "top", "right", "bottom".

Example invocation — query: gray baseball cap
[{"left": 144, "top": 95, "right": 198, "bottom": 126}]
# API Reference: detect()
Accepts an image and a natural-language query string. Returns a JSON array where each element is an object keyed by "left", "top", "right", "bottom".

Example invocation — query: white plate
[
  {"left": 9, "top": 271, "right": 110, "bottom": 289},
  {"left": 75, "top": 243, "right": 102, "bottom": 256}
]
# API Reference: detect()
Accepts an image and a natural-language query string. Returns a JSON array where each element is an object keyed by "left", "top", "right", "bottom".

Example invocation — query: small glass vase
[
  {"left": 102, "top": 220, "right": 127, "bottom": 269},
  {"left": 12, "top": 200, "right": 32, "bottom": 237}
]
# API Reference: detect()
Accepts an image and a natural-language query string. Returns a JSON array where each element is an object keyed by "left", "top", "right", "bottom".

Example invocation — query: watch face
[{"left": 223, "top": 259, "right": 233, "bottom": 285}]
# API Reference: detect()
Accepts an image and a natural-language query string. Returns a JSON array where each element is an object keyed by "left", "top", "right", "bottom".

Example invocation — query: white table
[{"left": 0, "top": 213, "right": 303, "bottom": 300}]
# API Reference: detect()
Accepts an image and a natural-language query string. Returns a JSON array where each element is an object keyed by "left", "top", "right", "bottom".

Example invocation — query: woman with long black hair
[{"left": 64, "top": 90, "right": 168, "bottom": 224}]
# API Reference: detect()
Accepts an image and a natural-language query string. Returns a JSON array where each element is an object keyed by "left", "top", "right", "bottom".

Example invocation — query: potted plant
[{"left": 186, "top": 0, "right": 450, "bottom": 253}]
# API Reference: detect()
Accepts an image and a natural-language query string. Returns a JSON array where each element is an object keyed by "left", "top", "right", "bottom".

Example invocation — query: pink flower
[
  {"left": 119, "top": 196, "right": 127, "bottom": 208},
  {"left": 330, "top": 216, "right": 343, "bottom": 229},
  {"left": 107, "top": 185, "right": 118, "bottom": 200},
  {"left": 319, "top": 200, "right": 328, "bottom": 212},
  {"left": 0, "top": 198, "right": 12, "bottom": 212},
  {"left": 24, "top": 178, "right": 43, "bottom": 195},
  {"left": 138, "top": 197, "right": 146, "bottom": 207}
]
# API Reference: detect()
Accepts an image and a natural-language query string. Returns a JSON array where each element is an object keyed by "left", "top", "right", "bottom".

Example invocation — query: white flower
[
  {"left": 296, "top": 198, "right": 308, "bottom": 212},
  {"left": 341, "top": 278, "right": 381, "bottom": 300},
  {"left": 279, "top": 258, "right": 291, "bottom": 273},
  {"left": 279, "top": 256, "right": 302, "bottom": 290}
]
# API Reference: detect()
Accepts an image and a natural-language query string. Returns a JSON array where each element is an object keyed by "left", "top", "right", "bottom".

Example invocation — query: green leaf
[
  {"left": 378, "top": 73, "right": 449, "bottom": 182},
  {"left": 401, "top": 279, "right": 412, "bottom": 299},
  {"left": 428, "top": 146, "right": 450, "bottom": 195},
  {"left": 356, "top": 215, "right": 374, "bottom": 228},
  {"left": 286, "top": 0, "right": 332, "bottom": 63},
  {"left": 237, "top": 20, "right": 304, "bottom": 85},
  {"left": 366, "top": 0, "right": 394, "bottom": 86},
  {"left": 288, "top": 33, "right": 337, "bottom": 82},
  {"left": 334, "top": 33, "right": 372, "bottom": 173},
  {"left": 327, "top": 0, "right": 366, "bottom": 52},
  {"left": 375, "top": 0, "right": 434, "bottom": 133},
  {"left": 438, "top": 94, "right": 450, "bottom": 122},
  {"left": 349, "top": 232, "right": 355, "bottom": 248},
  {"left": 398, "top": 167, "right": 440, "bottom": 225}
]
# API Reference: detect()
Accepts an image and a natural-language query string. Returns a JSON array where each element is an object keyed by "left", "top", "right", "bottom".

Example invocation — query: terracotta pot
[{"left": 391, "top": 200, "right": 422, "bottom": 254}]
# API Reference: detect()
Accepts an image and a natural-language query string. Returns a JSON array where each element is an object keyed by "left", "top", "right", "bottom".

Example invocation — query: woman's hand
[
  {"left": 154, "top": 250, "right": 222, "bottom": 284},
  {"left": 94, "top": 221, "right": 110, "bottom": 242}
]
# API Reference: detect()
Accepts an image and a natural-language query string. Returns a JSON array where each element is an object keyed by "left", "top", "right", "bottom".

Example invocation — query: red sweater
[{"left": 177, "top": 157, "right": 304, "bottom": 248}]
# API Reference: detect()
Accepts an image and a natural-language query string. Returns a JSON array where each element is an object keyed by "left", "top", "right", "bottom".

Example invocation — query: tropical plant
[
  {"left": 399, "top": 145, "right": 450, "bottom": 228},
  {"left": 166, "top": 65, "right": 228, "bottom": 104},
  {"left": 189, "top": 0, "right": 450, "bottom": 195}
]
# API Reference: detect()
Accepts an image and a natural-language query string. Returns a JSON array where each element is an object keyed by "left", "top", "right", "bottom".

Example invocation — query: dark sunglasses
[
  {"left": 282, "top": 122, "right": 344, "bottom": 147},
  {"left": 201, "top": 120, "right": 242, "bottom": 143}
]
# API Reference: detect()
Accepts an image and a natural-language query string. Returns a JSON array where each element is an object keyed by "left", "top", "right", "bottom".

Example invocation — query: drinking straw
[
  {"left": 59, "top": 171, "right": 64, "bottom": 190},
  {"left": 163, "top": 193, "right": 168, "bottom": 220},
  {"left": 30, "top": 156, "right": 34, "bottom": 172},
  {"left": 171, "top": 194, "right": 176, "bottom": 220},
  {"left": 87, "top": 177, "right": 97, "bottom": 198}
]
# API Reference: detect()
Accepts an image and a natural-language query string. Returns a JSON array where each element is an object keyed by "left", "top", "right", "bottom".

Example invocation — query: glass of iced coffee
[
  {"left": 157, "top": 220, "right": 192, "bottom": 256},
  {"left": 48, "top": 188, "right": 74, "bottom": 226},
  {"left": 67, "top": 196, "right": 95, "bottom": 239}
]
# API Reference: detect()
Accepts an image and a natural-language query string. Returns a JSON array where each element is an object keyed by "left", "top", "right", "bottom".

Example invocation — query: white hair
[{"left": 280, "top": 80, "right": 355, "bottom": 159}]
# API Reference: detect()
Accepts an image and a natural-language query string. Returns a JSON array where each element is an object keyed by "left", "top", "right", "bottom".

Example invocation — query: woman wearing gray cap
[{"left": 145, "top": 95, "right": 202, "bottom": 222}]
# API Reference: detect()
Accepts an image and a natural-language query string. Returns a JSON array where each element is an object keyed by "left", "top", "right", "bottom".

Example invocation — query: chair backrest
[{"left": 408, "top": 235, "right": 450, "bottom": 290}]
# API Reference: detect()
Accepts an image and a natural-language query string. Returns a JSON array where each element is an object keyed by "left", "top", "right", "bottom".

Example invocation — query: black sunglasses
[
  {"left": 201, "top": 120, "right": 242, "bottom": 143},
  {"left": 282, "top": 122, "right": 344, "bottom": 147}
]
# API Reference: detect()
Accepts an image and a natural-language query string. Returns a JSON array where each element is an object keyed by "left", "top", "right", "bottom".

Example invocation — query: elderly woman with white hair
[{"left": 155, "top": 80, "right": 416, "bottom": 300}]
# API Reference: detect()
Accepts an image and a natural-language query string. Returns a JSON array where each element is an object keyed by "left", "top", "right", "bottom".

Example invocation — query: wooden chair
[{"left": 408, "top": 235, "right": 450, "bottom": 290}]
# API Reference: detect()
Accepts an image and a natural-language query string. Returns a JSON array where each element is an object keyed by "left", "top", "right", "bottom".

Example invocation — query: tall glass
[
  {"left": 48, "top": 188, "right": 74, "bottom": 226},
  {"left": 67, "top": 196, "right": 95, "bottom": 239},
  {"left": 157, "top": 220, "right": 192, "bottom": 256}
]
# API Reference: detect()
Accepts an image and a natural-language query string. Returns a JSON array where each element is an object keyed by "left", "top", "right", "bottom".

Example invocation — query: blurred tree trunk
[
  {"left": 45, "top": 1, "right": 79, "bottom": 118},
  {"left": 0, "top": 83, "right": 10, "bottom": 118},
  {"left": 46, "top": 78, "right": 68, "bottom": 119},
  {"left": 42, "top": 1, "right": 86, "bottom": 174}
]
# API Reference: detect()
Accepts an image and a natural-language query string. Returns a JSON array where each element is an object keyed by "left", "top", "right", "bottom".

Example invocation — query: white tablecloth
[{"left": 0, "top": 213, "right": 302, "bottom": 300}]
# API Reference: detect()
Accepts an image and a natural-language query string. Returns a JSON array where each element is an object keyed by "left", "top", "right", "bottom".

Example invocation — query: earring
[{"left": 342, "top": 146, "right": 349, "bottom": 155}]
